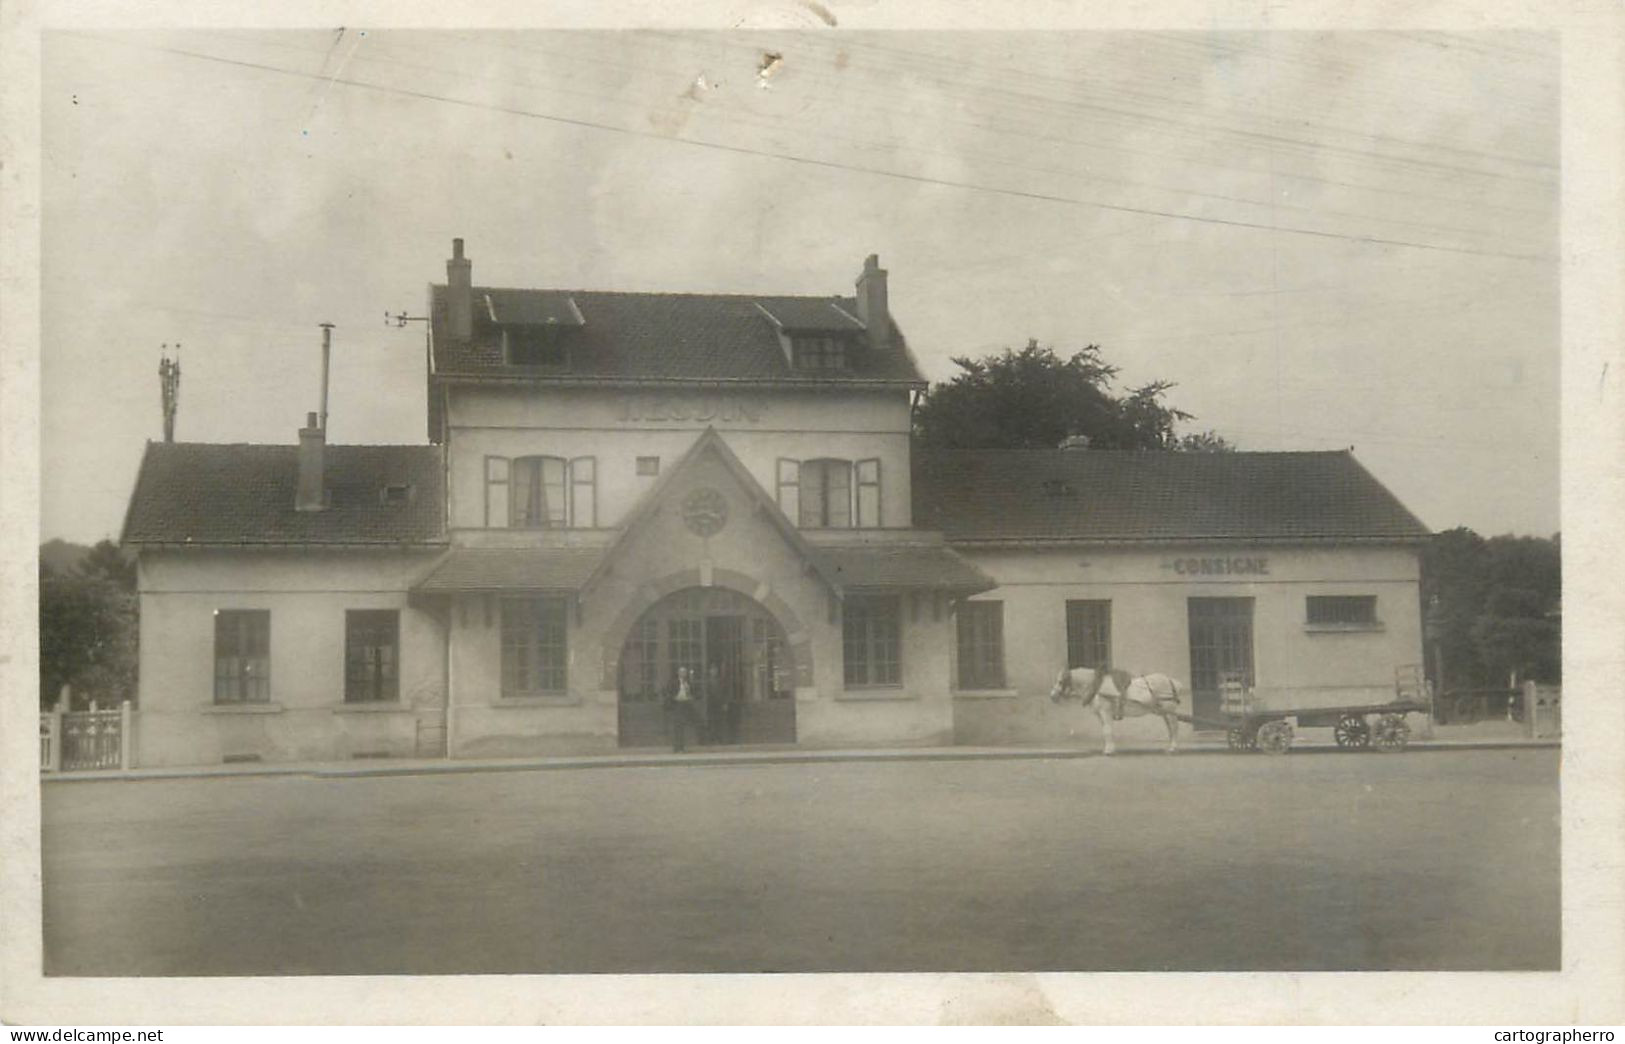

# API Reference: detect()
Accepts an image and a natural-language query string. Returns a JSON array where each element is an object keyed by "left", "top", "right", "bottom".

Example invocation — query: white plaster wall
[
  {"left": 444, "top": 386, "right": 914, "bottom": 530},
  {"left": 951, "top": 544, "right": 1424, "bottom": 746},
  {"left": 441, "top": 442, "right": 956, "bottom": 755},
  {"left": 799, "top": 599, "right": 956, "bottom": 747},
  {"left": 135, "top": 550, "right": 446, "bottom": 767}
]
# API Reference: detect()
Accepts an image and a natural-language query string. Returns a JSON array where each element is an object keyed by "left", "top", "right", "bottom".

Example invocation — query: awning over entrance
[
  {"left": 812, "top": 544, "right": 996, "bottom": 596},
  {"left": 411, "top": 547, "right": 604, "bottom": 594}
]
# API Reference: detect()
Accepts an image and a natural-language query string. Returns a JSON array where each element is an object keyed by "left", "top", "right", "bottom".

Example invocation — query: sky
[{"left": 39, "top": 28, "right": 1560, "bottom": 543}]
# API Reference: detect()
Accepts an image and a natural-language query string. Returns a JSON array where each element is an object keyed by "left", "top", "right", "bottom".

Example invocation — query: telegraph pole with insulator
[{"left": 319, "top": 323, "right": 334, "bottom": 432}]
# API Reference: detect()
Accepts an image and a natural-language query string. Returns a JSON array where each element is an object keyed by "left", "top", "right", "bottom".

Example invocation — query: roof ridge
[
  {"left": 440, "top": 283, "right": 853, "bottom": 303},
  {"left": 151, "top": 442, "right": 441, "bottom": 450}
]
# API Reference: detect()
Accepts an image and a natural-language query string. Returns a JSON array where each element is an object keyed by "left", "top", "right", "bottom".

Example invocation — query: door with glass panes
[
  {"left": 617, "top": 587, "right": 795, "bottom": 747},
  {"left": 1187, "top": 597, "right": 1255, "bottom": 727}
]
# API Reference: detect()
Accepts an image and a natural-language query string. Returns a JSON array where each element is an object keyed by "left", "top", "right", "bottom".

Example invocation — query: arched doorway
[{"left": 618, "top": 587, "right": 797, "bottom": 748}]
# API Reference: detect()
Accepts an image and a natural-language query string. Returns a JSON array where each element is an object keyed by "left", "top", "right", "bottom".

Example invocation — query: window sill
[
  {"left": 953, "top": 688, "right": 1019, "bottom": 700},
  {"left": 836, "top": 688, "right": 917, "bottom": 703},
  {"left": 331, "top": 702, "right": 412, "bottom": 714},
  {"left": 491, "top": 695, "right": 581, "bottom": 708},
  {"left": 202, "top": 702, "right": 284, "bottom": 715},
  {"left": 1304, "top": 623, "right": 1385, "bottom": 634}
]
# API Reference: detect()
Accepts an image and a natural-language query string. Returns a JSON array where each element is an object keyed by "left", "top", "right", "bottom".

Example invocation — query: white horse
[{"left": 1050, "top": 666, "right": 1185, "bottom": 755}]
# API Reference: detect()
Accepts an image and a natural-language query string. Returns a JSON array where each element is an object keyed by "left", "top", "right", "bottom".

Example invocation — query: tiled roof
[
  {"left": 412, "top": 547, "right": 604, "bottom": 593},
  {"left": 814, "top": 543, "right": 997, "bottom": 594},
  {"left": 121, "top": 442, "right": 446, "bottom": 547},
  {"left": 914, "top": 449, "right": 1430, "bottom": 543},
  {"left": 756, "top": 298, "right": 866, "bottom": 332},
  {"left": 428, "top": 285, "right": 923, "bottom": 385}
]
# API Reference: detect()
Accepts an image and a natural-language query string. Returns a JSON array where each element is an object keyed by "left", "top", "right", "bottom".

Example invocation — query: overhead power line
[{"left": 78, "top": 32, "right": 1552, "bottom": 263}]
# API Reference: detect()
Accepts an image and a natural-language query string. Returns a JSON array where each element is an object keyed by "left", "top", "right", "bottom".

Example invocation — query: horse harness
[{"left": 1093, "top": 666, "right": 1137, "bottom": 720}]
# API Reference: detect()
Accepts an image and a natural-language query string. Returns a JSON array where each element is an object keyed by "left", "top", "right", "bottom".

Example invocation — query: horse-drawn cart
[{"left": 1204, "top": 665, "right": 1431, "bottom": 754}]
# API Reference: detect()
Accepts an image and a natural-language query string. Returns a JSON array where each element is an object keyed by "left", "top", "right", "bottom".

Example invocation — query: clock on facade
[{"left": 681, "top": 487, "right": 729, "bottom": 537}]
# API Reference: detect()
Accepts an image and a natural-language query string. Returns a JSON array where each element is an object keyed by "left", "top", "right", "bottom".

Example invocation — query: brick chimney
[
  {"left": 855, "top": 253, "right": 890, "bottom": 350},
  {"left": 296, "top": 412, "right": 326, "bottom": 512},
  {"left": 447, "top": 238, "right": 473, "bottom": 342}
]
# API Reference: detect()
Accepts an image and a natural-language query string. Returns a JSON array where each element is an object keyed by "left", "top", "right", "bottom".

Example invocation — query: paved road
[{"left": 42, "top": 748, "right": 1558, "bottom": 975}]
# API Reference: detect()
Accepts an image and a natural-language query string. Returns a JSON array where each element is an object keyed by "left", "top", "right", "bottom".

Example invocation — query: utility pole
[{"left": 159, "top": 344, "right": 181, "bottom": 443}]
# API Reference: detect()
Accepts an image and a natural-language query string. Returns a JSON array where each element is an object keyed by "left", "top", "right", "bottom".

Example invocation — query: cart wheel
[
  {"left": 1256, "top": 719, "right": 1293, "bottom": 755},
  {"left": 1226, "top": 726, "right": 1255, "bottom": 752},
  {"left": 1372, "top": 713, "right": 1411, "bottom": 752},
  {"left": 1334, "top": 714, "right": 1372, "bottom": 749}
]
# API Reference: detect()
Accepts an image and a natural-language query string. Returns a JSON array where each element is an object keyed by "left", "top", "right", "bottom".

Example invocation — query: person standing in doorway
[{"left": 668, "top": 667, "right": 699, "bottom": 753}]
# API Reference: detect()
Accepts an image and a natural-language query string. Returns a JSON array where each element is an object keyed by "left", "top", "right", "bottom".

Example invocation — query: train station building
[{"left": 121, "top": 242, "right": 1430, "bottom": 766}]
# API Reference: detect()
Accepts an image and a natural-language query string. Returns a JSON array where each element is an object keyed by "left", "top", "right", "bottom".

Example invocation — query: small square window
[
  {"left": 382, "top": 484, "right": 412, "bottom": 507},
  {"left": 636, "top": 456, "right": 660, "bottom": 476}
]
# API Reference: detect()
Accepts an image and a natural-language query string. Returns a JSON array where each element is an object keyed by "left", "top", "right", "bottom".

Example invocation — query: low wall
[{"left": 135, "top": 704, "right": 441, "bottom": 767}]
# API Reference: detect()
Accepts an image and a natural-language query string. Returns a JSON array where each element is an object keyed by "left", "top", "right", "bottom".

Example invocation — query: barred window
[
  {"left": 1306, "top": 595, "right": 1379, "bottom": 626},
  {"left": 957, "top": 601, "right": 1006, "bottom": 690},
  {"left": 501, "top": 598, "right": 569, "bottom": 696},
  {"left": 345, "top": 610, "right": 399, "bottom": 703},
  {"left": 214, "top": 610, "right": 270, "bottom": 704},
  {"left": 843, "top": 595, "right": 901, "bottom": 687}
]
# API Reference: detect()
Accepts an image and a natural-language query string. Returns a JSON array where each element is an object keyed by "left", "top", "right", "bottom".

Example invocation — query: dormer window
[
  {"left": 486, "top": 290, "right": 584, "bottom": 368},
  {"left": 791, "top": 335, "right": 848, "bottom": 371}
]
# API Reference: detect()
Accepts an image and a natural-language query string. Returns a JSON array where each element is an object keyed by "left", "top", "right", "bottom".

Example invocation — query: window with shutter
[
  {"left": 570, "top": 456, "right": 597, "bottom": 528},
  {"left": 485, "top": 456, "right": 510, "bottom": 528},
  {"left": 776, "top": 458, "right": 800, "bottom": 521},
  {"left": 856, "top": 458, "right": 881, "bottom": 527}
]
